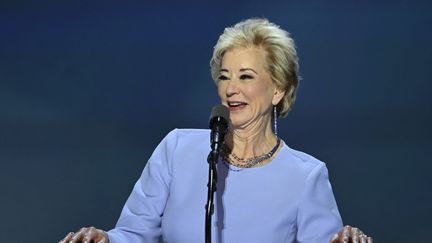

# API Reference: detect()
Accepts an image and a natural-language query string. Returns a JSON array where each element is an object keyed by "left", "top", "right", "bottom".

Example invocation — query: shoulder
[
  {"left": 169, "top": 128, "right": 210, "bottom": 136},
  {"left": 152, "top": 128, "right": 209, "bottom": 152},
  {"left": 285, "top": 145, "right": 323, "bottom": 166},
  {"left": 162, "top": 128, "right": 210, "bottom": 150},
  {"left": 277, "top": 143, "right": 328, "bottom": 177},
  {"left": 147, "top": 128, "right": 211, "bottom": 171},
  {"left": 165, "top": 128, "right": 209, "bottom": 141}
]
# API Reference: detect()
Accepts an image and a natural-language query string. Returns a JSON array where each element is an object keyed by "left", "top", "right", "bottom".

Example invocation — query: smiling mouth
[{"left": 227, "top": 102, "right": 248, "bottom": 110}]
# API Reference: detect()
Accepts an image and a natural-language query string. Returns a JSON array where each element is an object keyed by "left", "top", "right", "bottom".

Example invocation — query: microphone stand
[
  {"left": 205, "top": 149, "right": 219, "bottom": 243},
  {"left": 205, "top": 106, "right": 228, "bottom": 243}
]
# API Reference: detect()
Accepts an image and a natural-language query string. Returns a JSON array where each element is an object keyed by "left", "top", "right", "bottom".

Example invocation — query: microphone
[
  {"left": 205, "top": 105, "right": 229, "bottom": 243},
  {"left": 209, "top": 105, "right": 229, "bottom": 153}
]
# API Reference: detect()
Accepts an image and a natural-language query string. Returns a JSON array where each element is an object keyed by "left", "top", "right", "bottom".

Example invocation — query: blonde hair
[{"left": 210, "top": 18, "right": 300, "bottom": 117}]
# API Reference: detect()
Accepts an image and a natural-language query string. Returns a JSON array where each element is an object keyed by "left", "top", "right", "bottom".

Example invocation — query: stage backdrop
[{"left": 1, "top": 1, "right": 431, "bottom": 242}]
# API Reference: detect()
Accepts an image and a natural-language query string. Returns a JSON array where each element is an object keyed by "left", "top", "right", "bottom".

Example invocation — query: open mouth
[{"left": 227, "top": 101, "right": 248, "bottom": 110}]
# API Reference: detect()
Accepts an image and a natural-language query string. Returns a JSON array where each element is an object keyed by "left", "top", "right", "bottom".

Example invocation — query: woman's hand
[
  {"left": 59, "top": 226, "right": 109, "bottom": 243},
  {"left": 330, "top": 225, "right": 373, "bottom": 243}
]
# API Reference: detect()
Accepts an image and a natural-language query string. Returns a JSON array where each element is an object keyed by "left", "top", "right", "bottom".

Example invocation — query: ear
[{"left": 272, "top": 88, "right": 285, "bottom": 106}]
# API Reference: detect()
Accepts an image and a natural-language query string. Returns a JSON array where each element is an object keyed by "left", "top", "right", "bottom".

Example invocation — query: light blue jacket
[{"left": 108, "top": 129, "right": 343, "bottom": 242}]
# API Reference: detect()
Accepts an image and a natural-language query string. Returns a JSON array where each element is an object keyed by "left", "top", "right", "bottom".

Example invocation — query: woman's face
[{"left": 217, "top": 47, "right": 284, "bottom": 129}]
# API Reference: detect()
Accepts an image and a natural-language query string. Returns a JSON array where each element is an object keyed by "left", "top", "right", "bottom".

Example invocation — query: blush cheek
[{"left": 217, "top": 84, "right": 226, "bottom": 99}]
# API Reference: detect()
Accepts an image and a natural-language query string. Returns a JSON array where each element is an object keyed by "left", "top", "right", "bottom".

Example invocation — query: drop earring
[{"left": 273, "top": 106, "right": 278, "bottom": 135}]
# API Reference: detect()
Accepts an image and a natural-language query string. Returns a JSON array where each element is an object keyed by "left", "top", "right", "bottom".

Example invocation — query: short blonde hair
[{"left": 210, "top": 18, "right": 300, "bottom": 117}]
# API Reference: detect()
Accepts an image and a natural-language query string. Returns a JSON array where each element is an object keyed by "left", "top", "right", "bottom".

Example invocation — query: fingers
[
  {"left": 341, "top": 225, "right": 350, "bottom": 242},
  {"left": 60, "top": 227, "right": 108, "bottom": 243},
  {"left": 69, "top": 227, "right": 88, "bottom": 243},
  {"left": 329, "top": 225, "right": 350, "bottom": 243},
  {"left": 82, "top": 226, "right": 98, "bottom": 243},
  {"left": 351, "top": 227, "right": 359, "bottom": 243},
  {"left": 82, "top": 226, "right": 109, "bottom": 243},
  {"left": 359, "top": 232, "right": 367, "bottom": 243},
  {"left": 96, "top": 237, "right": 109, "bottom": 243},
  {"left": 59, "top": 232, "right": 74, "bottom": 243},
  {"left": 358, "top": 231, "right": 373, "bottom": 243},
  {"left": 330, "top": 232, "right": 339, "bottom": 243},
  {"left": 331, "top": 225, "right": 373, "bottom": 243}
]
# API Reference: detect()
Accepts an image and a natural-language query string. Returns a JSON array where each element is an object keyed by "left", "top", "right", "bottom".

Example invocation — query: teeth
[{"left": 228, "top": 102, "right": 246, "bottom": 107}]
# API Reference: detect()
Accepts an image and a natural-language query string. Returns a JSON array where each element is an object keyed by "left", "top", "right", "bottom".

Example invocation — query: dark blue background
[{"left": 1, "top": 1, "right": 431, "bottom": 242}]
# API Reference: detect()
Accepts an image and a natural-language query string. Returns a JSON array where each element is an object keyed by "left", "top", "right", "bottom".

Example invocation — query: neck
[{"left": 226, "top": 116, "right": 277, "bottom": 159}]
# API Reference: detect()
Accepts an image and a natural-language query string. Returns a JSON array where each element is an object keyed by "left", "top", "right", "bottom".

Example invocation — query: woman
[{"left": 61, "top": 18, "right": 372, "bottom": 243}]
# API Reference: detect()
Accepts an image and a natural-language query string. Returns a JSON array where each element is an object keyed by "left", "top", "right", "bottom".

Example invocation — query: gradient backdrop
[{"left": 1, "top": 1, "right": 431, "bottom": 242}]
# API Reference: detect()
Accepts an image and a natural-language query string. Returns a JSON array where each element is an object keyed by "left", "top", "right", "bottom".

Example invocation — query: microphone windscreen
[{"left": 210, "top": 104, "right": 229, "bottom": 121}]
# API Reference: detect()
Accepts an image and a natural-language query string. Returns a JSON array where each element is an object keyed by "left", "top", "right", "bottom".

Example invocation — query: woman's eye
[
  {"left": 240, "top": 74, "right": 254, "bottom": 80},
  {"left": 218, "top": 75, "right": 229, "bottom": 81}
]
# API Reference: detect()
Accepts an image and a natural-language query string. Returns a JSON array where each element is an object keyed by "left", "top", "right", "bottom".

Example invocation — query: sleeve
[
  {"left": 296, "top": 163, "right": 344, "bottom": 243},
  {"left": 107, "top": 129, "right": 179, "bottom": 243}
]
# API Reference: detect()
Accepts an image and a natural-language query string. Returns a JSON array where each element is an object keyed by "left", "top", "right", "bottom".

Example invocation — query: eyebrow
[
  {"left": 220, "top": 68, "right": 258, "bottom": 74},
  {"left": 240, "top": 68, "right": 258, "bottom": 74}
]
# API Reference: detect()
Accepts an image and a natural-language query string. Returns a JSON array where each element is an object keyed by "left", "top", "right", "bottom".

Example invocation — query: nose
[{"left": 226, "top": 80, "right": 239, "bottom": 97}]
